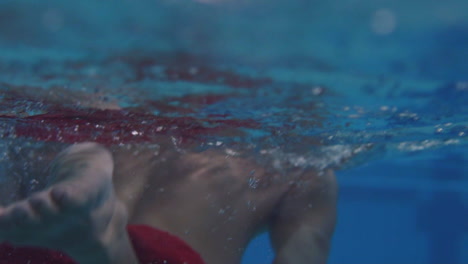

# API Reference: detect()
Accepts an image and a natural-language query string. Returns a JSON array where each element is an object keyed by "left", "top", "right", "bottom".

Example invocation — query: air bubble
[
  {"left": 311, "top": 86, "right": 324, "bottom": 96},
  {"left": 248, "top": 177, "right": 259, "bottom": 189}
]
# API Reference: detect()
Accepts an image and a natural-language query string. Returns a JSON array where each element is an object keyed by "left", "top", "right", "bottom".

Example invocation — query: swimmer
[{"left": 0, "top": 101, "right": 337, "bottom": 264}]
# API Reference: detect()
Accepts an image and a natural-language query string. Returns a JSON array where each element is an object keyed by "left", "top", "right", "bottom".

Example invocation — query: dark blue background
[{"left": 243, "top": 147, "right": 468, "bottom": 264}]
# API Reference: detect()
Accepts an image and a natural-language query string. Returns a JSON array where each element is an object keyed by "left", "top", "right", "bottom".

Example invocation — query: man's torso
[{"left": 111, "top": 144, "right": 292, "bottom": 264}]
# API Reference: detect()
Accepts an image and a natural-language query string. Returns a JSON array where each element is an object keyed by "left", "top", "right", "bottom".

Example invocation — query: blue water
[{"left": 0, "top": 0, "right": 467, "bottom": 263}]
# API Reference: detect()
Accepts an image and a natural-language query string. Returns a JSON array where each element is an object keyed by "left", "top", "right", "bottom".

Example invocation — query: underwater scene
[{"left": 0, "top": 0, "right": 467, "bottom": 263}]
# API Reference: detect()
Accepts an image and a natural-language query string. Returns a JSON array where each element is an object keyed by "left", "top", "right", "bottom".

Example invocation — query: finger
[
  {"left": 0, "top": 206, "right": 14, "bottom": 226},
  {"left": 9, "top": 202, "right": 38, "bottom": 226},
  {"left": 51, "top": 186, "right": 81, "bottom": 210},
  {"left": 29, "top": 192, "right": 59, "bottom": 218}
]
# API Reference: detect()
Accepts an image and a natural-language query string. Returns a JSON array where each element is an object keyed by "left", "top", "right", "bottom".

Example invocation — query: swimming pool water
[{"left": 0, "top": 0, "right": 467, "bottom": 263}]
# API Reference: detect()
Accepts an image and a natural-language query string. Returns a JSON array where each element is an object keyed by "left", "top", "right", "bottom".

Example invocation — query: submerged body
[
  {"left": 114, "top": 142, "right": 337, "bottom": 264},
  {"left": 0, "top": 141, "right": 337, "bottom": 264}
]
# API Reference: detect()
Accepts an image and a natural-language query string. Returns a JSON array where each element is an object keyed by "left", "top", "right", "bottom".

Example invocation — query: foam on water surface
[{"left": 0, "top": 0, "right": 467, "bottom": 173}]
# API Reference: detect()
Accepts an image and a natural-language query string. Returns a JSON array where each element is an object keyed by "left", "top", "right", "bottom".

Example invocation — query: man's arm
[
  {"left": 0, "top": 143, "right": 139, "bottom": 264},
  {"left": 269, "top": 169, "right": 338, "bottom": 264}
]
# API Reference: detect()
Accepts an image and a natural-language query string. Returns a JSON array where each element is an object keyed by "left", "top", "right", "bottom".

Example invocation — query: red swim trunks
[{"left": 0, "top": 225, "right": 205, "bottom": 264}]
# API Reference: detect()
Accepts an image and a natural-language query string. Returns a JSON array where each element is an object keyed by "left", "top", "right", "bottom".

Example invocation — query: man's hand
[{"left": 0, "top": 143, "right": 138, "bottom": 264}]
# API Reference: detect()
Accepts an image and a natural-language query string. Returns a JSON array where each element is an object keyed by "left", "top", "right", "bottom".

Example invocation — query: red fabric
[
  {"left": 0, "top": 225, "right": 205, "bottom": 264},
  {"left": 127, "top": 225, "right": 205, "bottom": 264}
]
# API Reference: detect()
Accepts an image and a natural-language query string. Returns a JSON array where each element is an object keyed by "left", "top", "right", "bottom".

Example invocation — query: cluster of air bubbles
[
  {"left": 341, "top": 105, "right": 391, "bottom": 120},
  {"left": 258, "top": 144, "right": 373, "bottom": 171},
  {"left": 0, "top": 123, "right": 12, "bottom": 138},
  {"left": 342, "top": 106, "right": 362, "bottom": 119},
  {"left": 434, "top": 123, "right": 467, "bottom": 137},
  {"left": 131, "top": 130, "right": 142, "bottom": 136},
  {"left": 0, "top": 140, "right": 10, "bottom": 163},
  {"left": 147, "top": 143, "right": 161, "bottom": 156},
  {"left": 379, "top": 105, "right": 398, "bottom": 112},
  {"left": 207, "top": 141, "right": 223, "bottom": 147},
  {"left": 388, "top": 110, "right": 421, "bottom": 126},
  {"left": 246, "top": 200, "right": 256, "bottom": 212},
  {"left": 311, "top": 86, "right": 325, "bottom": 96},
  {"left": 397, "top": 111, "right": 420, "bottom": 121},
  {"left": 218, "top": 205, "right": 232, "bottom": 215},
  {"left": 247, "top": 176, "right": 260, "bottom": 189},
  {"left": 29, "top": 179, "right": 40, "bottom": 191},
  {"left": 397, "top": 139, "right": 460, "bottom": 152},
  {"left": 224, "top": 148, "right": 239, "bottom": 156}
]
